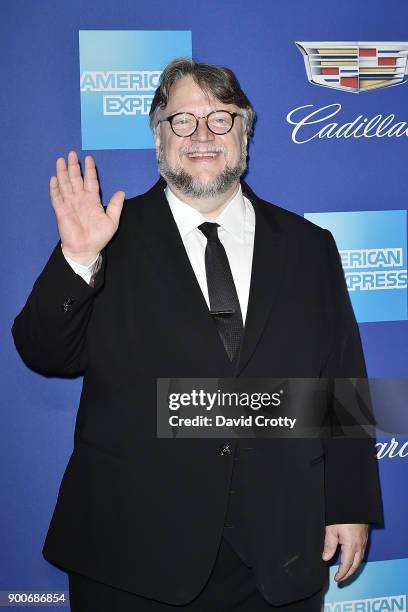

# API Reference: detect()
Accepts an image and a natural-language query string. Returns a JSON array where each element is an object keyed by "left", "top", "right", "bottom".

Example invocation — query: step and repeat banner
[{"left": 2, "top": 0, "right": 408, "bottom": 609}]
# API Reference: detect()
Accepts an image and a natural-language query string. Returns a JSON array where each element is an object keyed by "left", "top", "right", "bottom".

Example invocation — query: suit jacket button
[
  {"left": 61, "top": 297, "right": 75, "bottom": 312},
  {"left": 219, "top": 443, "right": 231, "bottom": 456}
]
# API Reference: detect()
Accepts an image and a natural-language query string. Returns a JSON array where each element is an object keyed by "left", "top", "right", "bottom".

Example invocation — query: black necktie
[{"left": 198, "top": 222, "right": 243, "bottom": 361}]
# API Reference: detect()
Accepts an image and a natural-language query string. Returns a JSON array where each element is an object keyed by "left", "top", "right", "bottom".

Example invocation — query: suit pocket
[{"left": 310, "top": 453, "right": 325, "bottom": 465}]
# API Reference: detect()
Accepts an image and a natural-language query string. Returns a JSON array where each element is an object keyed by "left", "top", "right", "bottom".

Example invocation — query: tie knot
[{"left": 198, "top": 222, "right": 220, "bottom": 242}]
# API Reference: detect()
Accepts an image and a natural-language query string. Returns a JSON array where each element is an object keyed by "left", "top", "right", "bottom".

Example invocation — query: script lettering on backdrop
[
  {"left": 286, "top": 103, "right": 408, "bottom": 144},
  {"left": 376, "top": 437, "right": 408, "bottom": 459}
]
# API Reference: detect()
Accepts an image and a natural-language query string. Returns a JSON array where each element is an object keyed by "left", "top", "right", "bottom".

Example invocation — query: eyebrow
[{"left": 163, "top": 108, "right": 228, "bottom": 116}]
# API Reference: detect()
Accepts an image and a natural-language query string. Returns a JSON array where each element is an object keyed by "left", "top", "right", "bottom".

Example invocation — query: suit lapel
[
  {"left": 234, "top": 182, "right": 288, "bottom": 376},
  {"left": 138, "top": 179, "right": 234, "bottom": 375},
  {"left": 138, "top": 179, "right": 288, "bottom": 376}
]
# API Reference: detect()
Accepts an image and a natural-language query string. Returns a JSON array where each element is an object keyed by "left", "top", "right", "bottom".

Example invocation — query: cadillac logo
[{"left": 296, "top": 41, "right": 408, "bottom": 92}]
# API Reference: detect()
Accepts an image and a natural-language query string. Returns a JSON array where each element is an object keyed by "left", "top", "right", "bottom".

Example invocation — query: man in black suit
[{"left": 12, "top": 58, "right": 382, "bottom": 611}]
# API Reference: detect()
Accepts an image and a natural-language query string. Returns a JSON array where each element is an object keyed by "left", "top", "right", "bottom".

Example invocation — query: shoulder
[
  {"left": 123, "top": 179, "right": 166, "bottom": 209},
  {"left": 242, "top": 181, "right": 331, "bottom": 241},
  {"left": 117, "top": 179, "right": 167, "bottom": 226}
]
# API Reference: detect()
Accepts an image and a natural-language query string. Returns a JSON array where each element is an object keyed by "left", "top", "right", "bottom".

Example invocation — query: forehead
[{"left": 165, "top": 75, "right": 237, "bottom": 113}]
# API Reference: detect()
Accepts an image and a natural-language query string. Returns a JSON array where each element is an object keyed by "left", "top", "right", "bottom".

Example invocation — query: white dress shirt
[
  {"left": 63, "top": 184, "right": 256, "bottom": 324},
  {"left": 63, "top": 250, "right": 101, "bottom": 285}
]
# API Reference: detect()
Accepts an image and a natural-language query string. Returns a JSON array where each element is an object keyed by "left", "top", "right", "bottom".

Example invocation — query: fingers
[
  {"left": 337, "top": 549, "right": 364, "bottom": 582},
  {"left": 67, "top": 150, "right": 84, "bottom": 193},
  {"left": 56, "top": 156, "right": 73, "bottom": 196},
  {"left": 84, "top": 155, "right": 100, "bottom": 193},
  {"left": 49, "top": 175, "right": 64, "bottom": 209},
  {"left": 106, "top": 191, "right": 125, "bottom": 227},
  {"left": 56, "top": 151, "right": 100, "bottom": 196},
  {"left": 334, "top": 543, "right": 356, "bottom": 582},
  {"left": 322, "top": 528, "right": 338, "bottom": 561},
  {"left": 55, "top": 151, "right": 91, "bottom": 196},
  {"left": 330, "top": 525, "right": 368, "bottom": 583}
]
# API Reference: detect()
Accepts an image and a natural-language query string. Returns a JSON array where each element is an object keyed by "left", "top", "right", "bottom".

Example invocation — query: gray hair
[{"left": 149, "top": 57, "right": 256, "bottom": 137}]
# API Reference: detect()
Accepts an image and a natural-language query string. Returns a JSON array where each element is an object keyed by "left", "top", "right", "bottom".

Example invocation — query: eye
[
  {"left": 172, "top": 114, "right": 194, "bottom": 126},
  {"left": 208, "top": 112, "right": 233, "bottom": 129}
]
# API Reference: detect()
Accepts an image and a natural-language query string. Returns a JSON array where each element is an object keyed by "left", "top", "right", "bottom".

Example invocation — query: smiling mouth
[{"left": 186, "top": 152, "right": 220, "bottom": 160}]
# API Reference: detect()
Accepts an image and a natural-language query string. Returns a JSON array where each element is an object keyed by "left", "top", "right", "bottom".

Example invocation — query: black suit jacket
[{"left": 12, "top": 179, "right": 383, "bottom": 606}]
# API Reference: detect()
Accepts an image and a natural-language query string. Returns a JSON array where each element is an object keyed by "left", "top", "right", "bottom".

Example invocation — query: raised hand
[{"left": 49, "top": 150, "right": 125, "bottom": 265}]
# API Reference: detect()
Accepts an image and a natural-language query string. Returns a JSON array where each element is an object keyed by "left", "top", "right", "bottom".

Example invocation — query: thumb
[
  {"left": 106, "top": 190, "right": 125, "bottom": 227},
  {"left": 322, "top": 528, "right": 339, "bottom": 561}
]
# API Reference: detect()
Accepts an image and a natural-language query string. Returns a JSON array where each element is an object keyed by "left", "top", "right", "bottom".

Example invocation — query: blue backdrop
[{"left": 1, "top": 0, "right": 407, "bottom": 609}]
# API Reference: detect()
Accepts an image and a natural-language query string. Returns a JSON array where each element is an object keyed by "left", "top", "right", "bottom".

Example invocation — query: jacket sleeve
[
  {"left": 12, "top": 242, "right": 105, "bottom": 377},
  {"left": 321, "top": 230, "right": 383, "bottom": 526}
]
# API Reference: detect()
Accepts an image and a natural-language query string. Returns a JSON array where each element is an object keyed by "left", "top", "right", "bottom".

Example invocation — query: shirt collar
[{"left": 164, "top": 183, "right": 246, "bottom": 242}]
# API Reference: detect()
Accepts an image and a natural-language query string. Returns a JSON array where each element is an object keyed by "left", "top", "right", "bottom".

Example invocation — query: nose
[{"left": 190, "top": 117, "right": 215, "bottom": 142}]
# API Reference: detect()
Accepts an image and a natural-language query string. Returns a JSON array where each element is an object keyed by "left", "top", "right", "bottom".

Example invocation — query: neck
[{"left": 168, "top": 181, "right": 240, "bottom": 220}]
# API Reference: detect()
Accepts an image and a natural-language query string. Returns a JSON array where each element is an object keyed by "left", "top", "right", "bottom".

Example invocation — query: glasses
[{"left": 158, "top": 110, "right": 243, "bottom": 137}]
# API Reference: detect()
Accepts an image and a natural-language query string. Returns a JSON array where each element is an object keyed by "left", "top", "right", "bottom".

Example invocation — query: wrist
[{"left": 61, "top": 246, "right": 100, "bottom": 266}]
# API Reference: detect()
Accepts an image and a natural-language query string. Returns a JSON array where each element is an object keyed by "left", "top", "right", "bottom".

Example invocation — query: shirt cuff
[{"left": 61, "top": 246, "right": 101, "bottom": 285}]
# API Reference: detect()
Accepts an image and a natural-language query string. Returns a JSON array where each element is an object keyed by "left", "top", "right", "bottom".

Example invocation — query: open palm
[{"left": 49, "top": 150, "right": 125, "bottom": 265}]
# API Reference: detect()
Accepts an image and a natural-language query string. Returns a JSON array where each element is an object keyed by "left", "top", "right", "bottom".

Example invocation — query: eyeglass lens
[{"left": 171, "top": 111, "right": 233, "bottom": 136}]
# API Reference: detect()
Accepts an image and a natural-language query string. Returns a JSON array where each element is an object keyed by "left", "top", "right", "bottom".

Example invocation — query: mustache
[{"left": 179, "top": 145, "right": 226, "bottom": 155}]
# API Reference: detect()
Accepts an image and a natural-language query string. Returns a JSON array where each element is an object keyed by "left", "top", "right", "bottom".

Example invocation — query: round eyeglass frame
[{"left": 157, "top": 110, "right": 243, "bottom": 137}]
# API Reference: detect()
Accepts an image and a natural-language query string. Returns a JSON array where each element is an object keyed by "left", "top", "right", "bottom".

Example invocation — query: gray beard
[{"left": 158, "top": 147, "right": 247, "bottom": 199}]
